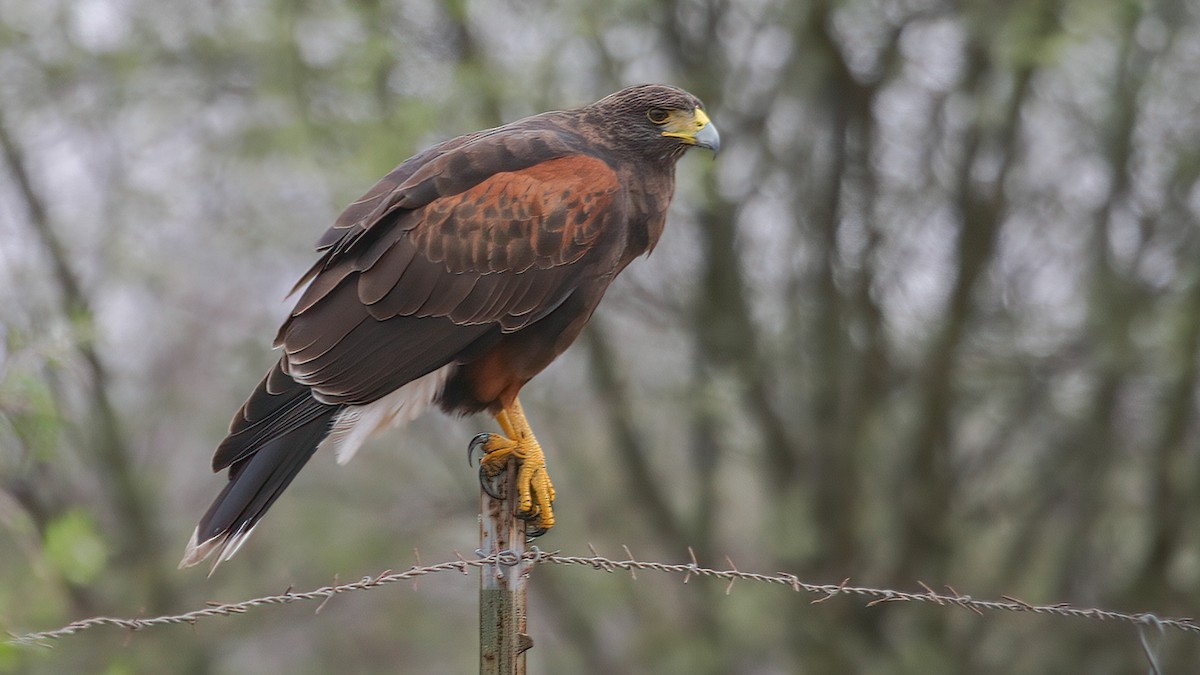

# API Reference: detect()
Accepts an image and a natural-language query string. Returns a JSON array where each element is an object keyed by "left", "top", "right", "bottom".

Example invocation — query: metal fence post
[{"left": 479, "top": 461, "right": 531, "bottom": 675}]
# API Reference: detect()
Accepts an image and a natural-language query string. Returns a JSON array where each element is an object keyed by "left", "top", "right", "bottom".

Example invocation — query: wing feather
[
  {"left": 306, "top": 319, "right": 493, "bottom": 405},
  {"left": 374, "top": 252, "right": 444, "bottom": 317},
  {"left": 357, "top": 239, "right": 418, "bottom": 308},
  {"left": 212, "top": 360, "right": 330, "bottom": 471},
  {"left": 451, "top": 273, "right": 531, "bottom": 324},
  {"left": 415, "top": 272, "right": 480, "bottom": 318},
  {"left": 281, "top": 294, "right": 368, "bottom": 360}
]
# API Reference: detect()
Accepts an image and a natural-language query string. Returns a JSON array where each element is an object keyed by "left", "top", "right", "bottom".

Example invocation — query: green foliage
[
  {"left": 100, "top": 658, "right": 135, "bottom": 675},
  {"left": 41, "top": 510, "right": 108, "bottom": 586},
  {"left": 0, "top": 643, "right": 21, "bottom": 674},
  {"left": 0, "top": 366, "right": 61, "bottom": 462}
]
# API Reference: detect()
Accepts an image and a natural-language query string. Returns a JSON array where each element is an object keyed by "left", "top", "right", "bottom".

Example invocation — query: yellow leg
[
  {"left": 496, "top": 409, "right": 517, "bottom": 440},
  {"left": 474, "top": 397, "right": 556, "bottom": 534}
]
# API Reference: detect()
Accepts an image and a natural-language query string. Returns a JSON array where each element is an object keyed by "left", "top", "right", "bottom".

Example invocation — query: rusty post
[{"left": 479, "top": 461, "right": 531, "bottom": 675}]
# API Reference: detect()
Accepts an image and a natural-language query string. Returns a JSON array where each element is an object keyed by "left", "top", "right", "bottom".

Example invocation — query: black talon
[
  {"left": 478, "top": 465, "right": 506, "bottom": 500},
  {"left": 523, "top": 499, "right": 554, "bottom": 539},
  {"left": 468, "top": 433, "right": 491, "bottom": 467}
]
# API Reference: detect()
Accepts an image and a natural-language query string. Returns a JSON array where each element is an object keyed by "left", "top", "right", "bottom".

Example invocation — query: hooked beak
[{"left": 692, "top": 118, "right": 720, "bottom": 154}]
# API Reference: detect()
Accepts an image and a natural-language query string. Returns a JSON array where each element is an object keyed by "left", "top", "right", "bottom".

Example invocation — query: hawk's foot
[{"left": 468, "top": 431, "right": 556, "bottom": 535}]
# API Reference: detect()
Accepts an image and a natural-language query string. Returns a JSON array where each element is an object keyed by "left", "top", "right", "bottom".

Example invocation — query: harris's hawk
[{"left": 180, "top": 84, "right": 719, "bottom": 570}]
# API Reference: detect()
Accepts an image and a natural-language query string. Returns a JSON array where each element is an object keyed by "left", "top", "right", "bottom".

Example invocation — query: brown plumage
[{"left": 181, "top": 84, "right": 719, "bottom": 570}]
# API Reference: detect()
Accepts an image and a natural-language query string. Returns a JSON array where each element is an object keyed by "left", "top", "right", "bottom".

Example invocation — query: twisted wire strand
[{"left": 9, "top": 548, "right": 1199, "bottom": 646}]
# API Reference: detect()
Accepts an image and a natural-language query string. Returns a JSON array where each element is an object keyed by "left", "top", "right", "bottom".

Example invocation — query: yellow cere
[{"left": 662, "top": 108, "right": 711, "bottom": 142}]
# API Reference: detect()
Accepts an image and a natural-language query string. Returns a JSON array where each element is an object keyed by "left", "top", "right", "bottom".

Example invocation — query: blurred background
[{"left": 3, "top": 0, "right": 1200, "bottom": 672}]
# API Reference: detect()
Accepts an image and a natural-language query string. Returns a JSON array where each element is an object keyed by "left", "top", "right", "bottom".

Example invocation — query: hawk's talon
[
  {"left": 468, "top": 433, "right": 491, "bottom": 467},
  {"left": 478, "top": 464, "right": 507, "bottom": 500}
]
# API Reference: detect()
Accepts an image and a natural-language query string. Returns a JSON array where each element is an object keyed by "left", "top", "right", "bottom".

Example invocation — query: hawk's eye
[{"left": 646, "top": 108, "right": 670, "bottom": 124}]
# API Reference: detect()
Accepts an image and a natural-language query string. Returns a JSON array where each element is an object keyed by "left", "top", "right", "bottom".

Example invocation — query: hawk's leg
[{"left": 469, "top": 397, "right": 556, "bottom": 536}]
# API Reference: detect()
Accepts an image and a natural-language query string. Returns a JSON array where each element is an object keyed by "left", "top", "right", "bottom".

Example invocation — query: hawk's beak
[
  {"left": 693, "top": 118, "right": 720, "bottom": 154},
  {"left": 663, "top": 108, "right": 721, "bottom": 154}
]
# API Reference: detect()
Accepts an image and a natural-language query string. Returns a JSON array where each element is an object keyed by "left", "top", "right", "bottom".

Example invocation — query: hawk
[{"left": 180, "top": 84, "right": 719, "bottom": 570}]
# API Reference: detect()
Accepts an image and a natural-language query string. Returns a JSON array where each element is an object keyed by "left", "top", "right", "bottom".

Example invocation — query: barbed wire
[
  {"left": 8, "top": 546, "right": 1199, "bottom": 646},
  {"left": 6, "top": 551, "right": 494, "bottom": 646}
]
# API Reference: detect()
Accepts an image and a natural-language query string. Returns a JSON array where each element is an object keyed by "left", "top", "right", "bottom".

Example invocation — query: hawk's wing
[
  {"left": 212, "top": 128, "right": 624, "bottom": 472},
  {"left": 281, "top": 135, "right": 624, "bottom": 404}
]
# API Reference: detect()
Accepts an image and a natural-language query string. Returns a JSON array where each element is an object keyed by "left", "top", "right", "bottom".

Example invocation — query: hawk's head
[{"left": 588, "top": 84, "right": 720, "bottom": 160}]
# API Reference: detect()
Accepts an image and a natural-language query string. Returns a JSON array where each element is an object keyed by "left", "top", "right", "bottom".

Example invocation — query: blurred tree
[{"left": 3, "top": 0, "right": 1200, "bottom": 673}]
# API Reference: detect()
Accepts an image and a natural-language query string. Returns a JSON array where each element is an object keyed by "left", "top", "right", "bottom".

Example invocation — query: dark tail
[{"left": 180, "top": 360, "right": 338, "bottom": 572}]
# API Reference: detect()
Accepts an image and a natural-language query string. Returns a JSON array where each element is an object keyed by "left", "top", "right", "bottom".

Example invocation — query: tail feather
[{"left": 181, "top": 363, "right": 338, "bottom": 573}]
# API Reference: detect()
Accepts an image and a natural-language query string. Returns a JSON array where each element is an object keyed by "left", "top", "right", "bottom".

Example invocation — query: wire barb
[{"left": 620, "top": 545, "right": 638, "bottom": 581}]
